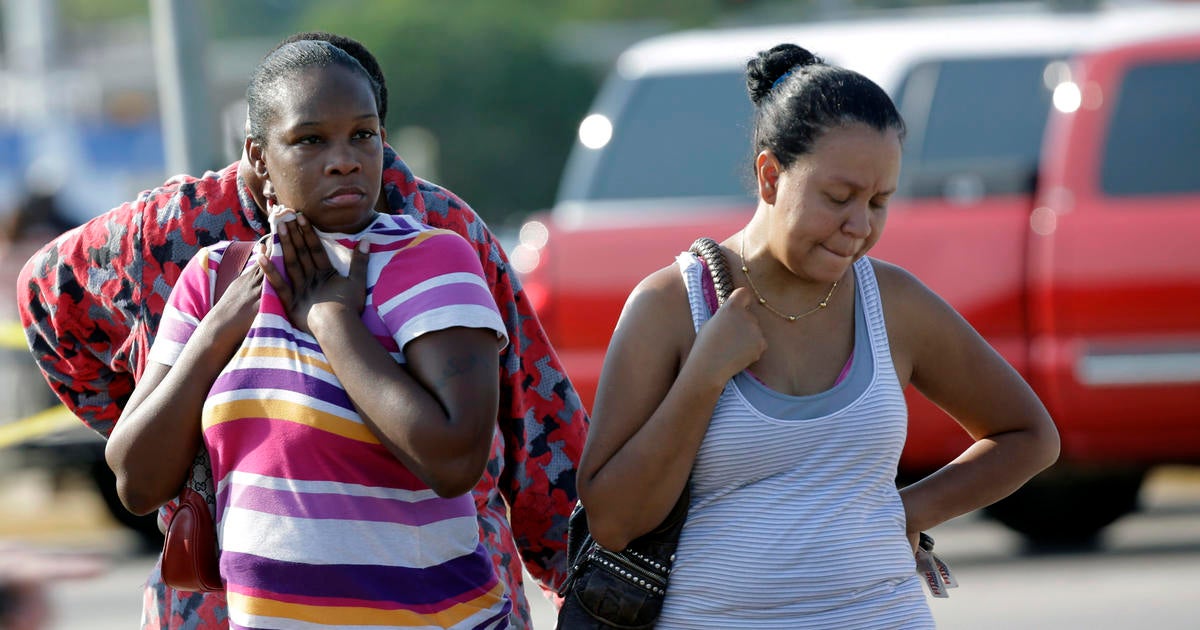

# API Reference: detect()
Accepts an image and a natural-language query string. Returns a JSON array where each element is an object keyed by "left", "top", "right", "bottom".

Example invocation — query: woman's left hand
[{"left": 259, "top": 210, "right": 369, "bottom": 334}]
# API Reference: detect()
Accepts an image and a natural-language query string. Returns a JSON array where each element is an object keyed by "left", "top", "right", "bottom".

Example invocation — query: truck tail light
[{"left": 513, "top": 219, "right": 555, "bottom": 336}]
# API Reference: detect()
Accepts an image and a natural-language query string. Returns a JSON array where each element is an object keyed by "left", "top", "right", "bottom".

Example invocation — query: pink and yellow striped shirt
[{"left": 150, "top": 214, "right": 510, "bottom": 629}]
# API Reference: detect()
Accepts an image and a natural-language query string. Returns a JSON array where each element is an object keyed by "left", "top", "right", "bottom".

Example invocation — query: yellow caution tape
[
  {"left": 0, "top": 321, "right": 84, "bottom": 448},
  {"left": 1, "top": 321, "right": 28, "bottom": 351},
  {"left": 0, "top": 404, "right": 81, "bottom": 450}
]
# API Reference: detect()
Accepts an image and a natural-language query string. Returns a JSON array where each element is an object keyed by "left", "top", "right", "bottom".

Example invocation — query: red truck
[{"left": 513, "top": 3, "right": 1200, "bottom": 545}]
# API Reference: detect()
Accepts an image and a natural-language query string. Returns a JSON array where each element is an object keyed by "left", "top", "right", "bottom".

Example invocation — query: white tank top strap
[
  {"left": 853, "top": 256, "right": 897, "bottom": 379},
  {"left": 676, "top": 251, "right": 712, "bottom": 334}
]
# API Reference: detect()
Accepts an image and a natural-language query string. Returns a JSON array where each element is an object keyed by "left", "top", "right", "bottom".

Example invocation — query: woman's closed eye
[
  {"left": 869, "top": 190, "right": 895, "bottom": 210},
  {"left": 826, "top": 191, "right": 891, "bottom": 210}
]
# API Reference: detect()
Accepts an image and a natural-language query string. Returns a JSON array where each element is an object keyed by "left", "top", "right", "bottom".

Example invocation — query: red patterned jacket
[{"left": 16, "top": 148, "right": 587, "bottom": 629}]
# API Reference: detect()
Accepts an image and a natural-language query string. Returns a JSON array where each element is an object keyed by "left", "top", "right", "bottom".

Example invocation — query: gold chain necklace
[{"left": 739, "top": 231, "right": 838, "bottom": 322}]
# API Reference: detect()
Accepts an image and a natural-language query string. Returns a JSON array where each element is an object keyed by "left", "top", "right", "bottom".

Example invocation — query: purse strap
[
  {"left": 214, "top": 240, "right": 256, "bottom": 305},
  {"left": 688, "top": 237, "right": 734, "bottom": 305},
  {"left": 182, "top": 239, "right": 255, "bottom": 513}
]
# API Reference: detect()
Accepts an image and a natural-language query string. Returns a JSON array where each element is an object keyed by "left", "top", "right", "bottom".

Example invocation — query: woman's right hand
[
  {"left": 692, "top": 287, "right": 766, "bottom": 383},
  {"left": 206, "top": 249, "right": 264, "bottom": 345},
  {"left": 260, "top": 212, "right": 369, "bottom": 334}
]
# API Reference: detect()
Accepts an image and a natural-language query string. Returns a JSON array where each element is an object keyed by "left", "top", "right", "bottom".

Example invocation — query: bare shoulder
[
  {"left": 631, "top": 263, "right": 688, "bottom": 300},
  {"left": 589, "top": 260, "right": 695, "bottom": 439},
  {"left": 868, "top": 257, "right": 953, "bottom": 323},
  {"left": 618, "top": 263, "right": 693, "bottom": 341},
  {"left": 869, "top": 257, "right": 928, "bottom": 300},
  {"left": 868, "top": 257, "right": 970, "bottom": 384}
]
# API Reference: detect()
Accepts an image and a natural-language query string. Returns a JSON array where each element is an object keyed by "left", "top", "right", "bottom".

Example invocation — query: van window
[
  {"left": 1101, "top": 58, "right": 1200, "bottom": 196},
  {"left": 897, "top": 56, "right": 1057, "bottom": 200},
  {"left": 582, "top": 71, "right": 754, "bottom": 201}
]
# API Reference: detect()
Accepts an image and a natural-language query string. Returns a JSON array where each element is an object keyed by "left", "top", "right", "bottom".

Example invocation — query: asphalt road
[{"left": 4, "top": 465, "right": 1199, "bottom": 629}]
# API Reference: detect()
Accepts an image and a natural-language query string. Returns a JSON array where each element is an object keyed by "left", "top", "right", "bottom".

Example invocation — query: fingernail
[
  {"left": 297, "top": 214, "right": 308, "bottom": 226},
  {"left": 358, "top": 240, "right": 369, "bottom": 252},
  {"left": 278, "top": 222, "right": 287, "bottom": 235}
]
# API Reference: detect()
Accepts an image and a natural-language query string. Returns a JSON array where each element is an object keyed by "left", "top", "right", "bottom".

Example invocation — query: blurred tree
[
  {"left": 551, "top": 0, "right": 727, "bottom": 26},
  {"left": 205, "top": 0, "right": 319, "bottom": 39},
  {"left": 59, "top": 0, "right": 145, "bottom": 23}
]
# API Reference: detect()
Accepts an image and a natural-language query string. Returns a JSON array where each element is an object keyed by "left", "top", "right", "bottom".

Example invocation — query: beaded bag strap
[{"left": 688, "top": 237, "right": 734, "bottom": 306}]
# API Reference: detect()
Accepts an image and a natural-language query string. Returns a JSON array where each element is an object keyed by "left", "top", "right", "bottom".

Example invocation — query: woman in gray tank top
[{"left": 575, "top": 43, "right": 1060, "bottom": 628}]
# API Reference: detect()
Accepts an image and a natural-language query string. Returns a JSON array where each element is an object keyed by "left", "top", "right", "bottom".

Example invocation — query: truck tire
[
  {"left": 983, "top": 466, "right": 1146, "bottom": 548},
  {"left": 90, "top": 458, "right": 165, "bottom": 552}
]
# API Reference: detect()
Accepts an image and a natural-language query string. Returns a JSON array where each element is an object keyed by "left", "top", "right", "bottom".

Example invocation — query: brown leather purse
[
  {"left": 160, "top": 239, "right": 255, "bottom": 593},
  {"left": 161, "top": 481, "right": 223, "bottom": 592}
]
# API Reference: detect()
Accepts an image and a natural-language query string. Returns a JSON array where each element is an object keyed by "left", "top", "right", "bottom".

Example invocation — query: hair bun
[{"left": 746, "top": 43, "right": 823, "bottom": 105}]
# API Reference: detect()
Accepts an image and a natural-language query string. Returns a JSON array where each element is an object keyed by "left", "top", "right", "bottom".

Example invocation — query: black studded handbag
[
  {"left": 555, "top": 489, "right": 688, "bottom": 629},
  {"left": 555, "top": 238, "right": 732, "bottom": 630}
]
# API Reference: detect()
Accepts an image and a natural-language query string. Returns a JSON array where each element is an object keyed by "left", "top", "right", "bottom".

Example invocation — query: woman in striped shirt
[
  {"left": 106, "top": 40, "right": 511, "bottom": 629},
  {"left": 575, "top": 44, "right": 1061, "bottom": 628}
]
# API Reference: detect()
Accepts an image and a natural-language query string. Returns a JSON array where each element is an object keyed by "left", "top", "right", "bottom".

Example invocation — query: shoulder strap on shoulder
[
  {"left": 213, "top": 240, "right": 256, "bottom": 304},
  {"left": 688, "top": 237, "right": 733, "bottom": 305}
]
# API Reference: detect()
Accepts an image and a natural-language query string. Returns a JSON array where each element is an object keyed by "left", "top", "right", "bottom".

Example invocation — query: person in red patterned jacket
[{"left": 15, "top": 32, "right": 587, "bottom": 630}]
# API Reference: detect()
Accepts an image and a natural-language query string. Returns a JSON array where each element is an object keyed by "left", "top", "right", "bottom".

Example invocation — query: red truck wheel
[{"left": 983, "top": 465, "right": 1145, "bottom": 548}]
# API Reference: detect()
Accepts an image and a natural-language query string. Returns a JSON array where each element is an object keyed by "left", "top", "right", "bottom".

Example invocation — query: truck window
[
  {"left": 582, "top": 71, "right": 754, "bottom": 202},
  {"left": 897, "top": 56, "right": 1057, "bottom": 200},
  {"left": 1100, "top": 58, "right": 1200, "bottom": 196}
]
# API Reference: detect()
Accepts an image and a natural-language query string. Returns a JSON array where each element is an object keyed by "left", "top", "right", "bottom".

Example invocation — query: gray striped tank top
[{"left": 657, "top": 253, "right": 934, "bottom": 629}]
